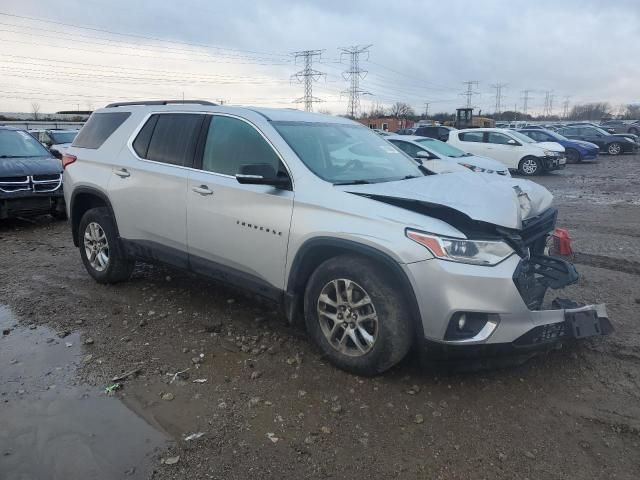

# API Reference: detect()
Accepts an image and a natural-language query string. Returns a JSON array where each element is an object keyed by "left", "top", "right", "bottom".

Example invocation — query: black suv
[
  {"left": 0, "top": 127, "right": 65, "bottom": 219},
  {"left": 413, "top": 125, "right": 456, "bottom": 142}
]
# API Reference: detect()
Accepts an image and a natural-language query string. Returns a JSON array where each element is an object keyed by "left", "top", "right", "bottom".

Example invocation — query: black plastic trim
[
  {"left": 286, "top": 237, "right": 424, "bottom": 338},
  {"left": 120, "top": 239, "right": 282, "bottom": 302},
  {"left": 69, "top": 187, "right": 118, "bottom": 247},
  {"left": 105, "top": 100, "right": 217, "bottom": 108}
]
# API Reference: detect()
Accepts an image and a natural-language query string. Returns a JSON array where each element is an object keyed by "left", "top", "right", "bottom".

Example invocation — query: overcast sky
[{"left": 1, "top": 0, "right": 638, "bottom": 116}]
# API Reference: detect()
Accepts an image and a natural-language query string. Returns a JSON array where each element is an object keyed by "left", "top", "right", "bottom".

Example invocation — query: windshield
[
  {"left": 543, "top": 130, "right": 569, "bottom": 141},
  {"left": 51, "top": 131, "right": 77, "bottom": 144},
  {"left": 509, "top": 131, "right": 536, "bottom": 144},
  {"left": 592, "top": 127, "right": 612, "bottom": 136},
  {"left": 415, "top": 138, "right": 468, "bottom": 158},
  {"left": 0, "top": 129, "right": 51, "bottom": 157},
  {"left": 273, "top": 121, "right": 423, "bottom": 184}
]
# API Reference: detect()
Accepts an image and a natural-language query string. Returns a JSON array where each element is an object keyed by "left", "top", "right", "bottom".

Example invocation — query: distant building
[{"left": 358, "top": 116, "right": 414, "bottom": 132}]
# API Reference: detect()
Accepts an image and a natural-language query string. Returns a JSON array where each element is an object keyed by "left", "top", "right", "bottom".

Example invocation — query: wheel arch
[
  {"left": 70, "top": 187, "right": 118, "bottom": 247},
  {"left": 284, "top": 237, "right": 424, "bottom": 338}
]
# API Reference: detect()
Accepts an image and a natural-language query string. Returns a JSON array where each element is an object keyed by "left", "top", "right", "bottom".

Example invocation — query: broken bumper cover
[
  {"left": 404, "top": 254, "right": 612, "bottom": 356},
  {"left": 541, "top": 155, "right": 566, "bottom": 171}
]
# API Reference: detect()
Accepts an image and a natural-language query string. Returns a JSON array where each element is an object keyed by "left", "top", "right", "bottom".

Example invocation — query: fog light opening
[{"left": 445, "top": 312, "right": 495, "bottom": 341}]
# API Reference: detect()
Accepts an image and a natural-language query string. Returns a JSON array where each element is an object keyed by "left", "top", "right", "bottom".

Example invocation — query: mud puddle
[{"left": 0, "top": 305, "right": 168, "bottom": 479}]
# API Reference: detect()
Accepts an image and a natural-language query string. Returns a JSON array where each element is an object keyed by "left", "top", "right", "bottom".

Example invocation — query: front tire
[
  {"left": 607, "top": 142, "right": 622, "bottom": 155},
  {"left": 518, "top": 156, "right": 542, "bottom": 176},
  {"left": 565, "top": 148, "right": 581, "bottom": 163},
  {"left": 304, "top": 255, "right": 413, "bottom": 376},
  {"left": 78, "top": 207, "right": 134, "bottom": 284}
]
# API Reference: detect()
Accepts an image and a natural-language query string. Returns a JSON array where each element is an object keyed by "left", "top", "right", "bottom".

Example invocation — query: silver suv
[{"left": 62, "top": 100, "right": 612, "bottom": 375}]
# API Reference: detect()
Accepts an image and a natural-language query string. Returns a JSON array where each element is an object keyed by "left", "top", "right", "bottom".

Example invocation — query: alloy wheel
[
  {"left": 317, "top": 278, "right": 378, "bottom": 357},
  {"left": 521, "top": 158, "right": 538, "bottom": 175},
  {"left": 608, "top": 143, "right": 621, "bottom": 155},
  {"left": 84, "top": 222, "right": 110, "bottom": 272}
]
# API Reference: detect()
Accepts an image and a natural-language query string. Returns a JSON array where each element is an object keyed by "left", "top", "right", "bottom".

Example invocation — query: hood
[
  {"left": 341, "top": 171, "right": 553, "bottom": 230},
  {"left": 51, "top": 143, "right": 71, "bottom": 151},
  {"left": 536, "top": 141, "right": 565, "bottom": 152},
  {"left": 573, "top": 140, "right": 599, "bottom": 149},
  {"left": 615, "top": 133, "right": 638, "bottom": 142},
  {"left": 0, "top": 156, "right": 62, "bottom": 177}
]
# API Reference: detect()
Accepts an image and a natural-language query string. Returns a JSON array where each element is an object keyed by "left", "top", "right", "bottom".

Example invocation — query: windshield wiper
[
  {"left": 333, "top": 179, "right": 373, "bottom": 185},
  {"left": 0, "top": 155, "right": 38, "bottom": 158}
]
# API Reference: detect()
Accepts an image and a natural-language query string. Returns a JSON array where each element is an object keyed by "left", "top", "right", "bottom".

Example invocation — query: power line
[
  {"left": 339, "top": 45, "right": 372, "bottom": 118},
  {"left": 0, "top": 11, "right": 290, "bottom": 59},
  {"left": 460, "top": 81, "right": 479, "bottom": 108},
  {"left": 290, "top": 50, "right": 325, "bottom": 112},
  {"left": 491, "top": 83, "right": 507, "bottom": 114}
]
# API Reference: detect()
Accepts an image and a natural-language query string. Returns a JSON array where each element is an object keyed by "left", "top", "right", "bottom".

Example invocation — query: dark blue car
[{"left": 518, "top": 128, "right": 599, "bottom": 163}]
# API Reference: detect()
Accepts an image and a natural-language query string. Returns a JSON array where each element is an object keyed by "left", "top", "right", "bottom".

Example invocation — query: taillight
[{"left": 62, "top": 154, "right": 77, "bottom": 169}]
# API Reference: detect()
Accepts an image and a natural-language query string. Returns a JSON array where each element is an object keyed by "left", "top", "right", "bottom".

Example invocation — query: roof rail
[{"left": 105, "top": 100, "right": 218, "bottom": 108}]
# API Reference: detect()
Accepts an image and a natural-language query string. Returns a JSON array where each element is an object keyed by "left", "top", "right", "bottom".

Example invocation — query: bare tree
[
  {"left": 568, "top": 102, "right": 611, "bottom": 121},
  {"left": 31, "top": 102, "right": 41, "bottom": 120},
  {"left": 389, "top": 102, "right": 415, "bottom": 118},
  {"left": 317, "top": 108, "right": 333, "bottom": 116},
  {"left": 362, "top": 101, "right": 386, "bottom": 118},
  {"left": 624, "top": 104, "right": 640, "bottom": 120}
]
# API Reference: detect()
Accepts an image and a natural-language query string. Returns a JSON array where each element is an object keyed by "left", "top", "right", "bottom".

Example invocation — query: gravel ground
[{"left": 1, "top": 154, "right": 639, "bottom": 479}]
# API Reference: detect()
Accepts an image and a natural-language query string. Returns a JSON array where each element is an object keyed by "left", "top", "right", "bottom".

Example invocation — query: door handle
[
  {"left": 192, "top": 185, "right": 213, "bottom": 196},
  {"left": 114, "top": 168, "right": 130, "bottom": 178}
]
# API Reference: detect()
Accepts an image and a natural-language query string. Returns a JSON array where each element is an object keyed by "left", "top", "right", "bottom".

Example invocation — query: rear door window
[
  {"left": 73, "top": 112, "right": 131, "bottom": 149},
  {"left": 459, "top": 131, "right": 484, "bottom": 142},
  {"left": 200, "top": 115, "right": 282, "bottom": 176},
  {"left": 487, "top": 132, "right": 512, "bottom": 144},
  {"left": 143, "top": 113, "right": 204, "bottom": 167}
]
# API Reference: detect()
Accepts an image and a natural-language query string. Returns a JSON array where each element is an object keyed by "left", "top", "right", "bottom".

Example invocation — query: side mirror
[
  {"left": 507, "top": 139, "right": 518, "bottom": 145},
  {"left": 236, "top": 163, "right": 290, "bottom": 189},
  {"left": 606, "top": 128, "right": 615, "bottom": 134}
]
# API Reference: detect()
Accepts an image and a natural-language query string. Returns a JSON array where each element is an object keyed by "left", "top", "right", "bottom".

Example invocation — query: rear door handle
[
  {"left": 114, "top": 168, "right": 130, "bottom": 178},
  {"left": 192, "top": 185, "right": 213, "bottom": 196}
]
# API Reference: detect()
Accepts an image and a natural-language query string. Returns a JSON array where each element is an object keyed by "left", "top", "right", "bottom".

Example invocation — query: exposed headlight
[
  {"left": 406, "top": 230, "right": 515, "bottom": 266},
  {"left": 624, "top": 137, "right": 635, "bottom": 143},
  {"left": 543, "top": 150, "right": 559, "bottom": 156}
]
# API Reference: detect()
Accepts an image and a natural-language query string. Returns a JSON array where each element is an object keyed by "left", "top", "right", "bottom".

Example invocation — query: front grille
[
  {"left": 0, "top": 176, "right": 31, "bottom": 193},
  {"left": 514, "top": 322, "right": 567, "bottom": 346},
  {"left": 0, "top": 174, "right": 62, "bottom": 193}
]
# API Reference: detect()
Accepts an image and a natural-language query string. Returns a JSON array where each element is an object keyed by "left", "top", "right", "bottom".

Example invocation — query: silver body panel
[{"left": 64, "top": 104, "right": 602, "bottom": 347}]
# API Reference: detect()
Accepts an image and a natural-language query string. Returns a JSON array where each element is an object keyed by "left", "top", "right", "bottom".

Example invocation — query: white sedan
[
  {"left": 386, "top": 135, "right": 511, "bottom": 177},
  {"left": 447, "top": 128, "right": 566, "bottom": 176}
]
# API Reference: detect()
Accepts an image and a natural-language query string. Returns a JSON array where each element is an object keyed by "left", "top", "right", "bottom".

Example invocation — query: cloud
[{"left": 0, "top": 0, "right": 638, "bottom": 114}]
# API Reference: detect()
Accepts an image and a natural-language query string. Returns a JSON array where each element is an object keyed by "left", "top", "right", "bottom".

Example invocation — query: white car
[
  {"left": 387, "top": 135, "right": 511, "bottom": 177},
  {"left": 448, "top": 128, "right": 566, "bottom": 176},
  {"left": 30, "top": 129, "right": 79, "bottom": 160}
]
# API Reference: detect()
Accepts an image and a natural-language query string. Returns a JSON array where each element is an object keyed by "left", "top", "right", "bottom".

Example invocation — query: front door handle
[
  {"left": 192, "top": 185, "right": 213, "bottom": 196},
  {"left": 114, "top": 168, "right": 130, "bottom": 178}
]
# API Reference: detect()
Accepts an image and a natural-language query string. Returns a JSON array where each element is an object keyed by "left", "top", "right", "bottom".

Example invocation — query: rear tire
[
  {"left": 607, "top": 142, "right": 622, "bottom": 155},
  {"left": 78, "top": 207, "right": 134, "bottom": 284},
  {"left": 304, "top": 255, "right": 413, "bottom": 376},
  {"left": 565, "top": 148, "right": 581, "bottom": 163},
  {"left": 518, "top": 156, "right": 541, "bottom": 176}
]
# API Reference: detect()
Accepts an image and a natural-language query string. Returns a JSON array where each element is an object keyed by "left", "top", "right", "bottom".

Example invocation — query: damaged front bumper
[
  {"left": 405, "top": 252, "right": 612, "bottom": 359},
  {"left": 541, "top": 155, "right": 566, "bottom": 171}
]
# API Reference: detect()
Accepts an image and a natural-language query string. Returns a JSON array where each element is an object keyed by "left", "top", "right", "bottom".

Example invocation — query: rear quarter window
[
  {"left": 73, "top": 112, "right": 131, "bottom": 149},
  {"left": 459, "top": 131, "right": 484, "bottom": 142}
]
